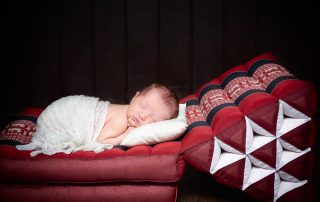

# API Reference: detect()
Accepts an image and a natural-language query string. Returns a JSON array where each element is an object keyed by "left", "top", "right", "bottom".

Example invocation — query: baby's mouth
[{"left": 129, "top": 116, "right": 139, "bottom": 127}]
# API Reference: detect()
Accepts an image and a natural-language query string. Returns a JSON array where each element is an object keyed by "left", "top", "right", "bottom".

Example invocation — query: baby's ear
[{"left": 131, "top": 91, "right": 140, "bottom": 101}]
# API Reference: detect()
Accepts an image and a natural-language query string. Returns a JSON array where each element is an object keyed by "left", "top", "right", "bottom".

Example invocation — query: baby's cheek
[{"left": 146, "top": 117, "right": 154, "bottom": 124}]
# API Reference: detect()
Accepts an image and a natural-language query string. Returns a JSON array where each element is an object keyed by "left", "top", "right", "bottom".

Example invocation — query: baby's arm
[
  {"left": 98, "top": 133, "right": 126, "bottom": 146},
  {"left": 98, "top": 127, "right": 135, "bottom": 146}
]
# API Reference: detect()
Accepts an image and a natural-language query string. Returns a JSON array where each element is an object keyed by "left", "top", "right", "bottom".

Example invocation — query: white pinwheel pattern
[{"left": 210, "top": 100, "right": 311, "bottom": 201}]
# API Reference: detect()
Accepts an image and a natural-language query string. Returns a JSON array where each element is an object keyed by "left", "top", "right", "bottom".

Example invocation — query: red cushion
[
  {"left": 0, "top": 120, "right": 36, "bottom": 145},
  {"left": 181, "top": 52, "right": 317, "bottom": 201},
  {"left": 18, "top": 107, "right": 43, "bottom": 117},
  {"left": 0, "top": 142, "right": 185, "bottom": 183},
  {"left": 0, "top": 184, "right": 178, "bottom": 202},
  {"left": 0, "top": 106, "right": 185, "bottom": 184}
]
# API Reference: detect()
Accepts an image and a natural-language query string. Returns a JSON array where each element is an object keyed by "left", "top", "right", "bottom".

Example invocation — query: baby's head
[{"left": 127, "top": 83, "right": 179, "bottom": 127}]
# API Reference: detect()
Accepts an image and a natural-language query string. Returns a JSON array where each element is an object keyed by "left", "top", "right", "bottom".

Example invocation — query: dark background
[
  {"left": 0, "top": 0, "right": 319, "bottom": 114},
  {"left": 0, "top": 0, "right": 319, "bottom": 201}
]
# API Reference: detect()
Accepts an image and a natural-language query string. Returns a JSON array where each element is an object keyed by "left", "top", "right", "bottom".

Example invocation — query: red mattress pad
[{"left": 180, "top": 52, "right": 317, "bottom": 201}]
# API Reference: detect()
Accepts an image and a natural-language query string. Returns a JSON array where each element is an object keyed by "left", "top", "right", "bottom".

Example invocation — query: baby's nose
[
  {"left": 140, "top": 114, "right": 146, "bottom": 121},
  {"left": 140, "top": 113, "right": 150, "bottom": 123}
]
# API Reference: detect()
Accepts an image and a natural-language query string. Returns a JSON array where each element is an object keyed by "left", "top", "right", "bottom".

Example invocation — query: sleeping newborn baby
[
  {"left": 16, "top": 83, "right": 179, "bottom": 156},
  {"left": 97, "top": 83, "right": 179, "bottom": 145}
]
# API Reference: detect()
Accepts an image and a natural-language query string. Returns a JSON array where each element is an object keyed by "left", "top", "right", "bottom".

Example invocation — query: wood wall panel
[
  {"left": 159, "top": 0, "right": 191, "bottom": 98},
  {"left": 0, "top": 1, "right": 34, "bottom": 111},
  {"left": 193, "top": 0, "right": 223, "bottom": 90},
  {"left": 258, "top": 1, "right": 289, "bottom": 65},
  {"left": 223, "top": 0, "right": 257, "bottom": 68},
  {"left": 0, "top": 0, "right": 318, "bottom": 113},
  {"left": 94, "top": 0, "right": 126, "bottom": 103},
  {"left": 60, "top": 0, "right": 93, "bottom": 96},
  {"left": 285, "top": 1, "right": 319, "bottom": 107},
  {"left": 28, "top": 1, "right": 60, "bottom": 108},
  {"left": 286, "top": 1, "right": 317, "bottom": 79},
  {"left": 127, "top": 0, "right": 158, "bottom": 99}
]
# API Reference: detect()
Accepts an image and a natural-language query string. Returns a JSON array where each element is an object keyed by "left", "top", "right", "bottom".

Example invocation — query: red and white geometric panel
[
  {"left": 210, "top": 100, "right": 312, "bottom": 201},
  {"left": 0, "top": 120, "right": 36, "bottom": 145}
]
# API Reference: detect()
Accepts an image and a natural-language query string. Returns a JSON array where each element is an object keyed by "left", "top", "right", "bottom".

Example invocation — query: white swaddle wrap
[{"left": 16, "top": 95, "right": 113, "bottom": 156}]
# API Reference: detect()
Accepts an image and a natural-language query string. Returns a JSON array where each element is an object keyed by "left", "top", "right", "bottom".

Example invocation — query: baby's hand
[{"left": 122, "top": 127, "right": 135, "bottom": 136}]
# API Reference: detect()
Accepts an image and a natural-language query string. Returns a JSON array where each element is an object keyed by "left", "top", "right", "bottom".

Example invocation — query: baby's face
[{"left": 127, "top": 89, "right": 171, "bottom": 127}]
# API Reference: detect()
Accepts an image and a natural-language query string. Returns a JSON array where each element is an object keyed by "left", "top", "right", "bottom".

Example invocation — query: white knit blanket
[{"left": 16, "top": 95, "right": 113, "bottom": 156}]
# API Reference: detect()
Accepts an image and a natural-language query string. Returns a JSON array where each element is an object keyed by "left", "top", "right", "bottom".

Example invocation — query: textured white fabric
[
  {"left": 16, "top": 95, "right": 113, "bottom": 156},
  {"left": 210, "top": 138, "right": 221, "bottom": 173},
  {"left": 247, "top": 118, "right": 274, "bottom": 137},
  {"left": 216, "top": 138, "right": 242, "bottom": 154},
  {"left": 243, "top": 156, "right": 252, "bottom": 187},
  {"left": 211, "top": 152, "right": 245, "bottom": 174},
  {"left": 275, "top": 180, "right": 308, "bottom": 201},
  {"left": 279, "top": 100, "right": 309, "bottom": 119},
  {"left": 248, "top": 135, "right": 275, "bottom": 153},
  {"left": 242, "top": 167, "right": 276, "bottom": 190},
  {"left": 245, "top": 116, "right": 253, "bottom": 153},
  {"left": 248, "top": 155, "right": 273, "bottom": 169}
]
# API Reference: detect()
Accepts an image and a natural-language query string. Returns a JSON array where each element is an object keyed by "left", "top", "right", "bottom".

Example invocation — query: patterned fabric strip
[
  {"left": 200, "top": 90, "right": 232, "bottom": 115},
  {"left": 0, "top": 120, "right": 36, "bottom": 144},
  {"left": 251, "top": 63, "right": 295, "bottom": 89},
  {"left": 198, "top": 84, "right": 223, "bottom": 101},
  {"left": 221, "top": 72, "right": 248, "bottom": 88},
  {"left": 183, "top": 121, "right": 209, "bottom": 138},
  {"left": 186, "top": 99, "right": 200, "bottom": 106},
  {"left": 247, "top": 59, "right": 276, "bottom": 76},
  {"left": 234, "top": 89, "right": 266, "bottom": 106},
  {"left": 206, "top": 103, "right": 235, "bottom": 124},
  {"left": 266, "top": 75, "right": 296, "bottom": 93},
  {"left": 224, "top": 77, "right": 264, "bottom": 102},
  {"left": 18, "top": 115, "right": 38, "bottom": 123}
]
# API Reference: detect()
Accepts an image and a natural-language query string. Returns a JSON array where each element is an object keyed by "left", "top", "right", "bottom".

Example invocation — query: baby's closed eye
[{"left": 140, "top": 101, "right": 148, "bottom": 109}]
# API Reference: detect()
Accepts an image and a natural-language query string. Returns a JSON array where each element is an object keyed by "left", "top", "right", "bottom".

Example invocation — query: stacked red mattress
[
  {"left": 0, "top": 108, "right": 185, "bottom": 202},
  {"left": 181, "top": 52, "right": 317, "bottom": 201}
]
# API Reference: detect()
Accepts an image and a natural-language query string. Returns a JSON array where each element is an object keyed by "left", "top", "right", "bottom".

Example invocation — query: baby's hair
[{"left": 140, "top": 83, "right": 179, "bottom": 119}]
